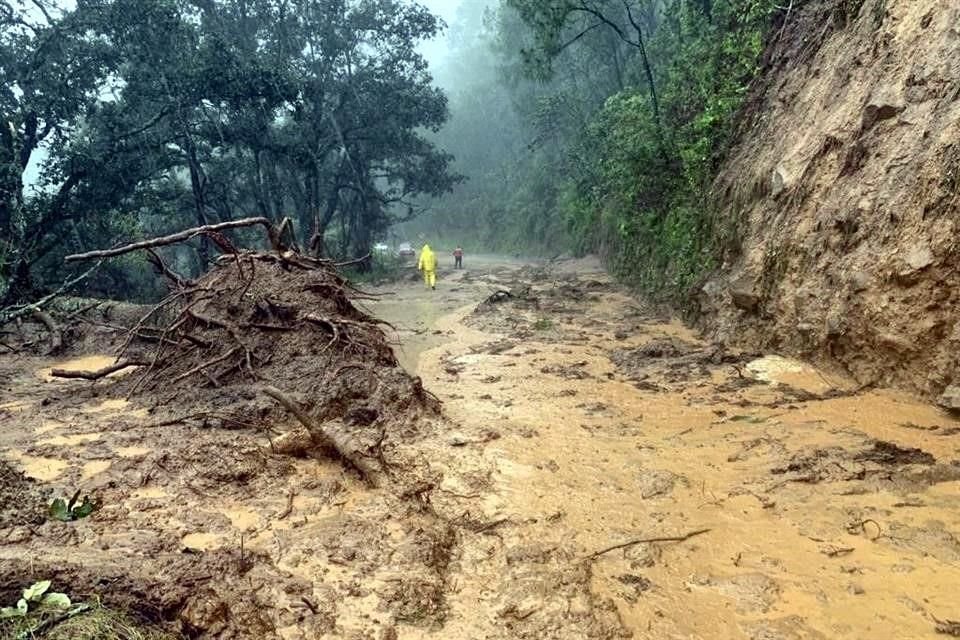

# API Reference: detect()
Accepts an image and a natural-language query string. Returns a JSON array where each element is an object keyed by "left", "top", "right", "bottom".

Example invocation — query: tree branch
[
  {"left": 0, "top": 261, "right": 102, "bottom": 324},
  {"left": 64, "top": 217, "right": 278, "bottom": 262},
  {"left": 556, "top": 21, "right": 605, "bottom": 53},
  {"left": 589, "top": 528, "right": 711, "bottom": 558},
  {"left": 261, "top": 385, "right": 382, "bottom": 485},
  {"left": 51, "top": 360, "right": 148, "bottom": 380}
]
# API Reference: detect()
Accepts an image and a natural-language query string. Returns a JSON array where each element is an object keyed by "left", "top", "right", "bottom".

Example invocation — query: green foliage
[
  {"left": 2, "top": 0, "right": 459, "bottom": 306},
  {"left": 343, "top": 251, "right": 410, "bottom": 284},
  {"left": 556, "top": 0, "right": 775, "bottom": 301},
  {"left": 1, "top": 582, "right": 180, "bottom": 640},
  {"left": 0, "top": 580, "right": 72, "bottom": 620},
  {"left": 416, "top": 0, "right": 779, "bottom": 303},
  {"left": 49, "top": 489, "right": 99, "bottom": 522}
]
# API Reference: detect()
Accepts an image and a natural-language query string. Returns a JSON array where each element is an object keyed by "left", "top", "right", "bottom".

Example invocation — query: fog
[{"left": 415, "top": 0, "right": 464, "bottom": 81}]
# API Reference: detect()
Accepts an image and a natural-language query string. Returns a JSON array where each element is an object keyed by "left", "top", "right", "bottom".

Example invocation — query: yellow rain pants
[{"left": 418, "top": 244, "right": 438, "bottom": 289}]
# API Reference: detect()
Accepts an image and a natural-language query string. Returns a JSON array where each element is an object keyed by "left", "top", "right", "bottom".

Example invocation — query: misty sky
[{"left": 416, "top": 0, "right": 464, "bottom": 80}]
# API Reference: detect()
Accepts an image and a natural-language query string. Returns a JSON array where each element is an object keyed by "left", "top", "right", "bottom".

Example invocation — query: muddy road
[{"left": 1, "top": 256, "right": 959, "bottom": 639}]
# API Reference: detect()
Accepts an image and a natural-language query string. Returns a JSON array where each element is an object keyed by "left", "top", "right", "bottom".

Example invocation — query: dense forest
[
  {"left": 1, "top": 0, "right": 459, "bottom": 306},
  {"left": 406, "top": 0, "right": 781, "bottom": 301},
  {"left": 1, "top": 0, "right": 786, "bottom": 309}
]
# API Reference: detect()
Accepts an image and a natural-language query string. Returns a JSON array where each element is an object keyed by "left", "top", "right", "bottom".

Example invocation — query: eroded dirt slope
[{"left": 701, "top": 0, "right": 960, "bottom": 401}]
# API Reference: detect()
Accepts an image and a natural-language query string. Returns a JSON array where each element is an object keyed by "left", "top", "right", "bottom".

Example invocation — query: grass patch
[{"left": 1, "top": 604, "right": 180, "bottom": 640}]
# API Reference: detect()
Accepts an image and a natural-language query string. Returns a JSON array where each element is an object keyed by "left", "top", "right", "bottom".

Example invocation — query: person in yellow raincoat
[{"left": 418, "top": 244, "right": 438, "bottom": 290}]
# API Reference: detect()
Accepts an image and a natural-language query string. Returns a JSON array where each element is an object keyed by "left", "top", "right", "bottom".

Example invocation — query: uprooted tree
[{"left": 61, "top": 217, "right": 441, "bottom": 486}]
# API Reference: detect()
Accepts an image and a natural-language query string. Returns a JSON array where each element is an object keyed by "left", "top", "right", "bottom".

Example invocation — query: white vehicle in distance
[{"left": 396, "top": 242, "right": 415, "bottom": 258}]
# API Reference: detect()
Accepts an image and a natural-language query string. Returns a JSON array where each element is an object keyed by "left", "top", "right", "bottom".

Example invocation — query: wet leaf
[
  {"left": 49, "top": 498, "right": 71, "bottom": 521},
  {"left": 0, "top": 606, "right": 24, "bottom": 619},
  {"left": 49, "top": 494, "right": 98, "bottom": 521},
  {"left": 23, "top": 580, "right": 51, "bottom": 602},
  {"left": 17, "top": 599, "right": 28, "bottom": 615},
  {"left": 72, "top": 497, "right": 97, "bottom": 519},
  {"left": 41, "top": 592, "right": 71, "bottom": 609}
]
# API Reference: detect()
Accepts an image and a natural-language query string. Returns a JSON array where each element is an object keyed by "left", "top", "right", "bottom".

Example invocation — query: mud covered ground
[{"left": 2, "top": 256, "right": 959, "bottom": 638}]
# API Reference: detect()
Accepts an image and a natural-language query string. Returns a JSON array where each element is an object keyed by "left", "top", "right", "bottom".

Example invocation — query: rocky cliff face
[{"left": 701, "top": 0, "right": 960, "bottom": 400}]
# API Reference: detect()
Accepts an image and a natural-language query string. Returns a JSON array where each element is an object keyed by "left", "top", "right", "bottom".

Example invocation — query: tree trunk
[
  {"left": 252, "top": 149, "right": 272, "bottom": 220},
  {"left": 184, "top": 138, "right": 212, "bottom": 267}
]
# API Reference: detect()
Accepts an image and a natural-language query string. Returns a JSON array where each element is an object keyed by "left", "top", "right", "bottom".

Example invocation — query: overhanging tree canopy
[{"left": 1, "top": 0, "right": 459, "bottom": 306}]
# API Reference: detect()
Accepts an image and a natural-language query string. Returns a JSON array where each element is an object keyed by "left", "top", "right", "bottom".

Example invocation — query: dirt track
[{"left": 2, "top": 256, "right": 959, "bottom": 638}]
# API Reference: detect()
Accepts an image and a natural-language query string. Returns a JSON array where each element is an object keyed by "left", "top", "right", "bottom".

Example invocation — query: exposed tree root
[
  {"left": 262, "top": 385, "right": 382, "bottom": 486},
  {"left": 50, "top": 360, "right": 148, "bottom": 380},
  {"left": 31, "top": 309, "right": 62, "bottom": 355},
  {"left": 59, "top": 218, "right": 433, "bottom": 484}
]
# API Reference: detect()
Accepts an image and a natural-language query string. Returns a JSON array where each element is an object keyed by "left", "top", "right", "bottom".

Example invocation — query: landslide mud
[
  {"left": 2, "top": 256, "right": 959, "bottom": 638},
  {"left": 702, "top": 0, "right": 960, "bottom": 402}
]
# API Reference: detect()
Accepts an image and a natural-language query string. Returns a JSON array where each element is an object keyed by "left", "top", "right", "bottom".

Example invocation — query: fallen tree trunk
[
  {"left": 64, "top": 217, "right": 280, "bottom": 262},
  {"left": 262, "top": 385, "right": 382, "bottom": 486},
  {"left": 50, "top": 360, "right": 148, "bottom": 380}
]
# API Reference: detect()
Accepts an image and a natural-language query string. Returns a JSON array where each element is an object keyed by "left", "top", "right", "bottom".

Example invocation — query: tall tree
[
  {"left": 2, "top": 0, "right": 461, "bottom": 305},
  {"left": 0, "top": 0, "right": 118, "bottom": 302}
]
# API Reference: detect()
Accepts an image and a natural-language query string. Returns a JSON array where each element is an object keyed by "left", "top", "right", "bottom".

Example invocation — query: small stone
[
  {"left": 904, "top": 244, "right": 934, "bottom": 271},
  {"left": 894, "top": 243, "right": 934, "bottom": 284},
  {"left": 730, "top": 282, "right": 760, "bottom": 313},
  {"left": 448, "top": 433, "right": 470, "bottom": 446},
  {"left": 937, "top": 385, "right": 960, "bottom": 411},
  {"left": 847, "top": 270, "right": 871, "bottom": 292},
  {"left": 771, "top": 166, "right": 789, "bottom": 196},
  {"left": 848, "top": 583, "right": 865, "bottom": 595}
]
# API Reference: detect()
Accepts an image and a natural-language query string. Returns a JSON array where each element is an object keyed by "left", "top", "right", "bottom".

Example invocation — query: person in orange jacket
[{"left": 453, "top": 245, "right": 463, "bottom": 269}]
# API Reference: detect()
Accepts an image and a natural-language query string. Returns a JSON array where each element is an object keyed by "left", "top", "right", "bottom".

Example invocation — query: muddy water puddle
[
  {"left": 181, "top": 531, "right": 225, "bottom": 551},
  {"left": 8, "top": 452, "right": 69, "bottom": 481}
]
